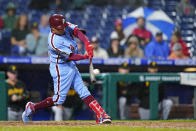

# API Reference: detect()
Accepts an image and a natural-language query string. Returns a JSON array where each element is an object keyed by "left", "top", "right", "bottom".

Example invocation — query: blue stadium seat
[{"left": 0, "top": 30, "right": 11, "bottom": 55}]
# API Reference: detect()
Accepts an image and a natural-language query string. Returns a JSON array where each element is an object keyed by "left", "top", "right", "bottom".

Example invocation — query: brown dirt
[{"left": 0, "top": 121, "right": 196, "bottom": 129}]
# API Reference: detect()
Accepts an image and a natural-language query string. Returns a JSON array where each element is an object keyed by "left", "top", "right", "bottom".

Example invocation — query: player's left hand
[
  {"left": 86, "top": 45, "right": 94, "bottom": 58},
  {"left": 83, "top": 54, "right": 89, "bottom": 59}
]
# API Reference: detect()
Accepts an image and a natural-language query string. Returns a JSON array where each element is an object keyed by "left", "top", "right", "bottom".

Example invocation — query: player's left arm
[
  {"left": 73, "top": 28, "right": 93, "bottom": 58},
  {"left": 66, "top": 22, "right": 93, "bottom": 58}
]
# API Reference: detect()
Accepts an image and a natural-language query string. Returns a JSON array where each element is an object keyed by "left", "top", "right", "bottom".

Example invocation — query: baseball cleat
[
  {"left": 102, "top": 113, "right": 112, "bottom": 124},
  {"left": 96, "top": 113, "right": 112, "bottom": 124},
  {"left": 22, "top": 102, "right": 35, "bottom": 123}
]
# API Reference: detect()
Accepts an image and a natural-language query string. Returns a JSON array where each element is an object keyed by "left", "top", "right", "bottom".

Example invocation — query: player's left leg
[
  {"left": 22, "top": 63, "right": 75, "bottom": 123},
  {"left": 22, "top": 97, "right": 54, "bottom": 123},
  {"left": 72, "top": 69, "right": 111, "bottom": 124}
]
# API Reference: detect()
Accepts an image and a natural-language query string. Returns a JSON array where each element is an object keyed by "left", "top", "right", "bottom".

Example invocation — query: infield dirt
[{"left": 0, "top": 121, "right": 196, "bottom": 129}]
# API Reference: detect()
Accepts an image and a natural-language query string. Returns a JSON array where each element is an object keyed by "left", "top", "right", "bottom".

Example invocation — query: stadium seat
[{"left": 0, "top": 30, "right": 11, "bottom": 55}]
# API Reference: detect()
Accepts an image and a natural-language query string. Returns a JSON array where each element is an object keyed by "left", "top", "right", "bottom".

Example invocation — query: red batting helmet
[{"left": 49, "top": 14, "right": 67, "bottom": 30}]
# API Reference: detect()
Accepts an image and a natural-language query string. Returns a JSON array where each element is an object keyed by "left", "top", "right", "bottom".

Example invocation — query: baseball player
[
  {"left": 138, "top": 62, "right": 173, "bottom": 120},
  {"left": 22, "top": 14, "right": 111, "bottom": 124}
]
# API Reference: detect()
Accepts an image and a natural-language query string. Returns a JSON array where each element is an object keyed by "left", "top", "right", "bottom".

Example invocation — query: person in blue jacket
[{"left": 145, "top": 32, "right": 170, "bottom": 59}]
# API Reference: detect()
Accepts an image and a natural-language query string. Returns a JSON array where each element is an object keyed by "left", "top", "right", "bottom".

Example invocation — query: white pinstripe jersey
[{"left": 48, "top": 22, "right": 79, "bottom": 64}]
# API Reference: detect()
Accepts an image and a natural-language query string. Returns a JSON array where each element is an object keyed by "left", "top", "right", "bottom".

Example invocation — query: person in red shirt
[
  {"left": 170, "top": 30, "right": 190, "bottom": 57},
  {"left": 132, "top": 17, "right": 151, "bottom": 47}
]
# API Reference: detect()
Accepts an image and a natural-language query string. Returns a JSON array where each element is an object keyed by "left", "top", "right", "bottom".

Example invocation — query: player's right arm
[{"left": 51, "top": 34, "right": 89, "bottom": 61}]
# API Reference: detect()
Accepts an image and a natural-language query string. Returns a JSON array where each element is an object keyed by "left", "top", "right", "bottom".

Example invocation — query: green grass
[
  {"left": 0, "top": 126, "right": 195, "bottom": 131},
  {"left": 0, "top": 120, "right": 196, "bottom": 131}
]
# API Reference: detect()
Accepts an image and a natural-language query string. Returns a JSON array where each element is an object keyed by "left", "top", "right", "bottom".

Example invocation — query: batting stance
[{"left": 22, "top": 14, "right": 111, "bottom": 124}]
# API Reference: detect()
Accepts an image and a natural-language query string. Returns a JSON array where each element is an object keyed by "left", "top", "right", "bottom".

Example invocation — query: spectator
[
  {"left": 29, "top": 0, "right": 50, "bottom": 10},
  {"left": 26, "top": 22, "right": 48, "bottom": 56},
  {"left": 176, "top": 0, "right": 195, "bottom": 16},
  {"left": 107, "top": 32, "right": 124, "bottom": 57},
  {"left": 124, "top": 35, "right": 144, "bottom": 58},
  {"left": 137, "top": 62, "right": 173, "bottom": 120},
  {"left": 6, "top": 65, "right": 29, "bottom": 121},
  {"left": 0, "top": 16, "right": 3, "bottom": 29},
  {"left": 145, "top": 32, "right": 169, "bottom": 59},
  {"left": 132, "top": 17, "right": 151, "bottom": 48},
  {"left": 129, "top": 0, "right": 147, "bottom": 8},
  {"left": 168, "top": 43, "right": 188, "bottom": 59},
  {"left": 2, "top": 2, "right": 17, "bottom": 31},
  {"left": 90, "top": 36, "right": 109, "bottom": 59},
  {"left": 39, "top": 14, "right": 50, "bottom": 35},
  {"left": 50, "top": 0, "right": 67, "bottom": 11},
  {"left": 110, "top": 19, "right": 126, "bottom": 45},
  {"left": 11, "top": 14, "right": 29, "bottom": 56},
  {"left": 170, "top": 30, "right": 190, "bottom": 57}
]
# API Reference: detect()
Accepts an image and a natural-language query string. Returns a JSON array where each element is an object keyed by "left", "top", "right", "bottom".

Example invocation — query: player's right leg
[
  {"left": 22, "top": 63, "right": 74, "bottom": 123},
  {"left": 138, "top": 107, "right": 150, "bottom": 120},
  {"left": 119, "top": 96, "right": 127, "bottom": 120},
  {"left": 52, "top": 105, "right": 64, "bottom": 121},
  {"left": 72, "top": 69, "right": 111, "bottom": 124},
  {"left": 161, "top": 99, "right": 173, "bottom": 120}
]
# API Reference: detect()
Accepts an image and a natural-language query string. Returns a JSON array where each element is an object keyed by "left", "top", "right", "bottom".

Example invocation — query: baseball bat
[{"left": 89, "top": 58, "right": 96, "bottom": 84}]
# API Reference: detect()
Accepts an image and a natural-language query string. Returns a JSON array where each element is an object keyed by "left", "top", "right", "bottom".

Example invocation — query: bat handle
[
  {"left": 89, "top": 58, "right": 92, "bottom": 64},
  {"left": 89, "top": 58, "right": 96, "bottom": 84}
]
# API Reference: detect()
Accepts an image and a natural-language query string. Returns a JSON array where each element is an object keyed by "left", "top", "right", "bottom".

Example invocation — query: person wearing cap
[
  {"left": 90, "top": 36, "right": 109, "bottom": 59},
  {"left": 26, "top": 22, "right": 48, "bottom": 56},
  {"left": 132, "top": 17, "right": 152, "bottom": 47},
  {"left": 137, "top": 62, "right": 173, "bottom": 120},
  {"left": 117, "top": 63, "right": 140, "bottom": 120},
  {"left": 110, "top": 19, "right": 126, "bottom": 45},
  {"left": 11, "top": 14, "right": 29, "bottom": 56},
  {"left": 107, "top": 32, "right": 124, "bottom": 57},
  {"left": 145, "top": 32, "right": 170, "bottom": 59},
  {"left": 118, "top": 63, "right": 131, "bottom": 120},
  {"left": 6, "top": 65, "right": 29, "bottom": 121},
  {"left": 124, "top": 35, "right": 144, "bottom": 58},
  {"left": 2, "top": 2, "right": 18, "bottom": 31},
  {"left": 168, "top": 43, "right": 188, "bottom": 59}
]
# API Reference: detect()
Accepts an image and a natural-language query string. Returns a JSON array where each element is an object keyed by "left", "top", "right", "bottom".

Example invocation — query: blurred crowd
[{"left": 0, "top": 0, "right": 195, "bottom": 59}]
